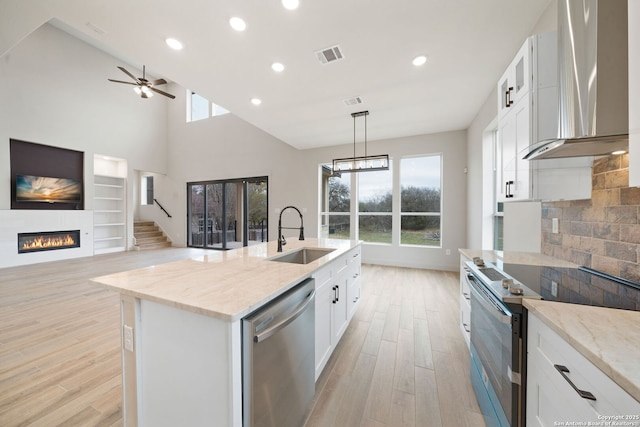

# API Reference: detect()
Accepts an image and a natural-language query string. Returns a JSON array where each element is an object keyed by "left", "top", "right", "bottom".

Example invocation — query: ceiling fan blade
[
  {"left": 150, "top": 87, "right": 176, "bottom": 99},
  {"left": 151, "top": 78, "right": 167, "bottom": 86},
  {"left": 108, "top": 79, "right": 138, "bottom": 86},
  {"left": 117, "top": 66, "right": 140, "bottom": 83}
]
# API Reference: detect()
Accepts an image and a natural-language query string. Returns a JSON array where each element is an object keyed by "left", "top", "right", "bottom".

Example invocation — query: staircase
[{"left": 133, "top": 221, "right": 172, "bottom": 250}]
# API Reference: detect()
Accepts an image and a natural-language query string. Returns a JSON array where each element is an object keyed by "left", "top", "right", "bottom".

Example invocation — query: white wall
[{"left": 0, "top": 23, "right": 170, "bottom": 250}]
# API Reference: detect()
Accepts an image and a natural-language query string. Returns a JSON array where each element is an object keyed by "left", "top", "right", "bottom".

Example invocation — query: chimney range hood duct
[{"left": 524, "top": 0, "right": 628, "bottom": 160}]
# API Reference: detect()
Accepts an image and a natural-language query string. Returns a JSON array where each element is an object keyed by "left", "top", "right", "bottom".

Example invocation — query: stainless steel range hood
[{"left": 524, "top": 0, "right": 628, "bottom": 160}]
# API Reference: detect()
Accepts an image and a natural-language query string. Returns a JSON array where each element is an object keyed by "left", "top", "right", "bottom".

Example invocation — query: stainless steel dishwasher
[{"left": 242, "top": 278, "right": 316, "bottom": 427}]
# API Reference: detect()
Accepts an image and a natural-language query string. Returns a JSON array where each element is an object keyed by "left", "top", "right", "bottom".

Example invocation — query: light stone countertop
[
  {"left": 90, "top": 238, "right": 360, "bottom": 322},
  {"left": 524, "top": 299, "right": 640, "bottom": 403},
  {"left": 458, "top": 248, "right": 579, "bottom": 268}
]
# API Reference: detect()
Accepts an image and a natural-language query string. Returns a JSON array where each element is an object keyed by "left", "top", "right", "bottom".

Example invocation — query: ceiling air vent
[
  {"left": 315, "top": 45, "right": 344, "bottom": 64},
  {"left": 343, "top": 96, "right": 363, "bottom": 107}
]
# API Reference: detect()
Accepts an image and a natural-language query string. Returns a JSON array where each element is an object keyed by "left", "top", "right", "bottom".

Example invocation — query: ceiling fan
[{"left": 108, "top": 65, "right": 175, "bottom": 99}]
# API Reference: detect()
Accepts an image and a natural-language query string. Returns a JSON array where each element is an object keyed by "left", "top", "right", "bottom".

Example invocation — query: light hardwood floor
[{"left": 0, "top": 249, "right": 484, "bottom": 427}]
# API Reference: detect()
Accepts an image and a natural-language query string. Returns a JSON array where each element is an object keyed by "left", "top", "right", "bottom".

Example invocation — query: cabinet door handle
[
  {"left": 463, "top": 323, "right": 470, "bottom": 333},
  {"left": 506, "top": 180, "right": 514, "bottom": 198},
  {"left": 336, "top": 285, "right": 340, "bottom": 302},
  {"left": 554, "top": 365, "right": 596, "bottom": 401},
  {"left": 463, "top": 292, "right": 470, "bottom": 301},
  {"left": 505, "top": 87, "right": 514, "bottom": 107},
  {"left": 332, "top": 286, "right": 337, "bottom": 304}
]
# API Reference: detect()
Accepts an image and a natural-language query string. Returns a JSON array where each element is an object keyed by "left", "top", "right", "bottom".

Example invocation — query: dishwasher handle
[{"left": 254, "top": 290, "right": 316, "bottom": 343}]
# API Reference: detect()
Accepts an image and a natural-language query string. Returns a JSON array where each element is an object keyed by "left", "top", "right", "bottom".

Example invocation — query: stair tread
[{"left": 133, "top": 221, "right": 171, "bottom": 249}]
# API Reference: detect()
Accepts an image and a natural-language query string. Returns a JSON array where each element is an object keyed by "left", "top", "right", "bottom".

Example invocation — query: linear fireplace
[{"left": 18, "top": 230, "right": 81, "bottom": 254}]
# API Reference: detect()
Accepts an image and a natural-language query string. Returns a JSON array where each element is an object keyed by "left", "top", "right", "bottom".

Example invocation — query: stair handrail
[{"left": 153, "top": 199, "right": 172, "bottom": 218}]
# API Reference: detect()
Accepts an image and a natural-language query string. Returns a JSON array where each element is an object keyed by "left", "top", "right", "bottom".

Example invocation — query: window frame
[
  {"left": 319, "top": 165, "right": 352, "bottom": 240},
  {"left": 187, "top": 176, "right": 268, "bottom": 250},
  {"left": 318, "top": 153, "right": 444, "bottom": 249},
  {"left": 398, "top": 154, "right": 443, "bottom": 248},
  {"left": 356, "top": 165, "right": 393, "bottom": 245},
  {"left": 186, "top": 90, "right": 230, "bottom": 123}
]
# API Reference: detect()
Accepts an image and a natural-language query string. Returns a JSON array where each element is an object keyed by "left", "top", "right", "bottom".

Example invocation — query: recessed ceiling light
[
  {"left": 271, "top": 62, "right": 285, "bottom": 72},
  {"left": 165, "top": 38, "right": 183, "bottom": 50},
  {"left": 412, "top": 55, "right": 427, "bottom": 66},
  {"left": 282, "top": 0, "right": 299, "bottom": 10},
  {"left": 251, "top": 98, "right": 262, "bottom": 106},
  {"left": 612, "top": 150, "right": 626, "bottom": 155},
  {"left": 230, "top": 17, "right": 247, "bottom": 32}
]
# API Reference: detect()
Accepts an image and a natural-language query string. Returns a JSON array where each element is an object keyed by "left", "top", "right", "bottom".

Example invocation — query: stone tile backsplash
[{"left": 542, "top": 154, "right": 640, "bottom": 283}]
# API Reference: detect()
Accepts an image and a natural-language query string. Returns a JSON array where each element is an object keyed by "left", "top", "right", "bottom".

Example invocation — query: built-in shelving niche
[{"left": 94, "top": 155, "right": 127, "bottom": 254}]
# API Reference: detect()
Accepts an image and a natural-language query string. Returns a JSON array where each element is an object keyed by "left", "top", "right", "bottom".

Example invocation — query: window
[
  {"left": 400, "top": 155, "right": 441, "bottom": 247},
  {"left": 492, "top": 128, "right": 503, "bottom": 250},
  {"left": 494, "top": 202, "right": 504, "bottom": 250},
  {"left": 319, "top": 154, "right": 444, "bottom": 248},
  {"left": 189, "top": 92, "right": 210, "bottom": 122},
  {"left": 213, "top": 103, "right": 230, "bottom": 116},
  {"left": 358, "top": 166, "right": 393, "bottom": 244},
  {"left": 187, "top": 177, "right": 268, "bottom": 250},
  {"left": 141, "top": 175, "right": 154, "bottom": 205},
  {"left": 319, "top": 166, "right": 351, "bottom": 239},
  {"left": 187, "top": 91, "right": 230, "bottom": 122}
]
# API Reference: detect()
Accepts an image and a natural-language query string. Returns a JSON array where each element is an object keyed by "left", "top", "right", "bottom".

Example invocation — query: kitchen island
[{"left": 90, "top": 238, "right": 361, "bottom": 427}]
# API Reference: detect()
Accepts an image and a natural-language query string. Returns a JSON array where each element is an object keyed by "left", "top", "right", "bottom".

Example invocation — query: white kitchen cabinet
[
  {"left": 497, "top": 32, "right": 592, "bottom": 203},
  {"left": 527, "top": 312, "right": 640, "bottom": 426},
  {"left": 313, "top": 244, "right": 362, "bottom": 380},
  {"left": 332, "top": 274, "right": 349, "bottom": 342},
  {"left": 459, "top": 254, "right": 471, "bottom": 348},
  {"left": 497, "top": 37, "right": 531, "bottom": 120},
  {"left": 346, "top": 261, "right": 361, "bottom": 319},
  {"left": 314, "top": 264, "right": 334, "bottom": 381},
  {"left": 93, "top": 174, "right": 126, "bottom": 254}
]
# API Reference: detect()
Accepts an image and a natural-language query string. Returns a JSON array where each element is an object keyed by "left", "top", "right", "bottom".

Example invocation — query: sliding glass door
[{"left": 187, "top": 177, "right": 268, "bottom": 250}]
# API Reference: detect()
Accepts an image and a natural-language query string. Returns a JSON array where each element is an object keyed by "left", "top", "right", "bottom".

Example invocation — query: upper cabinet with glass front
[{"left": 498, "top": 38, "right": 531, "bottom": 120}]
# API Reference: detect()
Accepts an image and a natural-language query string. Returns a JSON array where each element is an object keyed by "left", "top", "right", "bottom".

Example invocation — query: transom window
[{"left": 187, "top": 91, "right": 230, "bottom": 123}]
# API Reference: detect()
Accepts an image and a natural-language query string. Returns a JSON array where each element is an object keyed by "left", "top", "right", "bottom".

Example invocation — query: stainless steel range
[
  {"left": 465, "top": 257, "right": 640, "bottom": 427},
  {"left": 464, "top": 259, "right": 531, "bottom": 427}
]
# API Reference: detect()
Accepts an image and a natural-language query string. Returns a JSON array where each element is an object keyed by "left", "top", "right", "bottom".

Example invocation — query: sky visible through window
[{"left": 357, "top": 155, "right": 440, "bottom": 201}]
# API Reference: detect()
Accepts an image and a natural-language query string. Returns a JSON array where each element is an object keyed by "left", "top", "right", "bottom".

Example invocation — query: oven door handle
[{"left": 467, "top": 274, "right": 512, "bottom": 324}]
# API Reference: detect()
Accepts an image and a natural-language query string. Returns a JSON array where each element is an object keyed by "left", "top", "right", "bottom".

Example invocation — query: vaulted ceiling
[{"left": 0, "top": 0, "right": 552, "bottom": 149}]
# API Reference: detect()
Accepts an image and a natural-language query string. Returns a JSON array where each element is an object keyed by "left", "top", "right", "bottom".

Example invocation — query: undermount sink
[{"left": 268, "top": 247, "right": 336, "bottom": 265}]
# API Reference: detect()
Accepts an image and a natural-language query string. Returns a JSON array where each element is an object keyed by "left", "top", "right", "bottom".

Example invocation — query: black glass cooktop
[{"left": 501, "top": 263, "right": 640, "bottom": 312}]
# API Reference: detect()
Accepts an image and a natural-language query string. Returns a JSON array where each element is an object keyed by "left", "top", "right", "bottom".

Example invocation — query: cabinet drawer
[
  {"left": 528, "top": 314, "right": 640, "bottom": 421},
  {"left": 347, "top": 246, "right": 361, "bottom": 264}
]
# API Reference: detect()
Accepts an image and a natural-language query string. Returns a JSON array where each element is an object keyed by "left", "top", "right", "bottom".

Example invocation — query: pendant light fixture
[{"left": 332, "top": 111, "right": 389, "bottom": 173}]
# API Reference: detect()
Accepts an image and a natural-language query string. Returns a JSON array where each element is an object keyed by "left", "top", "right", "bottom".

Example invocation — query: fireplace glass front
[{"left": 18, "top": 230, "right": 81, "bottom": 253}]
